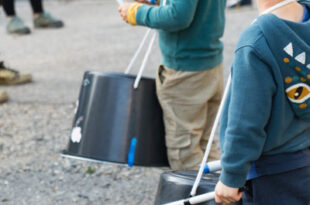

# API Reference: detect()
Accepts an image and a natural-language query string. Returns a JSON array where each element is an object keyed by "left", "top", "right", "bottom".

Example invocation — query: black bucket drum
[
  {"left": 62, "top": 71, "right": 169, "bottom": 167},
  {"left": 154, "top": 171, "right": 242, "bottom": 205}
]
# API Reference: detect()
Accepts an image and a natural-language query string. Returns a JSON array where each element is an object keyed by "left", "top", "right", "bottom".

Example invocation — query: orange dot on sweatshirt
[
  {"left": 299, "top": 103, "right": 307, "bottom": 109},
  {"left": 285, "top": 77, "right": 292, "bottom": 83}
]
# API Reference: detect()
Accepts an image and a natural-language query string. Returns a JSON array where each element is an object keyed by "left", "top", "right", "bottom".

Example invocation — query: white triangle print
[
  {"left": 307, "top": 64, "right": 310, "bottom": 69},
  {"left": 295, "top": 52, "right": 306, "bottom": 65},
  {"left": 283, "top": 43, "right": 293, "bottom": 57}
]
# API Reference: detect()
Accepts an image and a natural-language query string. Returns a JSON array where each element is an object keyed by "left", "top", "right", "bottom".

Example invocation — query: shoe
[
  {"left": 0, "top": 62, "right": 32, "bottom": 85},
  {"left": 227, "top": 0, "right": 252, "bottom": 9},
  {"left": 34, "top": 12, "right": 64, "bottom": 28},
  {"left": 0, "top": 90, "right": 9, "bottom": 103},
  {"left": 6, "top": 16, "right": 31, "bottom": 35}
]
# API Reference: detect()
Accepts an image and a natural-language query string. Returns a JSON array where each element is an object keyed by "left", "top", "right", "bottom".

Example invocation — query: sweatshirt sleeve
[
  {"left": 135, "top": 1, "right": 199, "bottom": 32},
  {"left": 219, "top": 46, "right": 276, "bottom": 188}
]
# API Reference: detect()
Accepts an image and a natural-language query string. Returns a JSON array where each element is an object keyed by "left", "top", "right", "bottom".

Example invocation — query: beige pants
[{"left": 156, "top": 64, "right": 223, "bottom": 170}]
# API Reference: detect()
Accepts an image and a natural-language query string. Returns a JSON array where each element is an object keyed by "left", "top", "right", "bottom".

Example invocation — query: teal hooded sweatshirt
[
  {"left": 220, "top": 1, "right": 310, "bottom": 188},
  {"left": 135, "top": 0, "right": 226, "bottom": 71}
]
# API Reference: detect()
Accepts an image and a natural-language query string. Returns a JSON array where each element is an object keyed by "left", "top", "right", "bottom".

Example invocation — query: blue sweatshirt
[
  {"left": 135, "top": 0, "right": 226, "bottom": 71},
  {"left": 219, "top": 1, "right": 310, "bottom": 187}
]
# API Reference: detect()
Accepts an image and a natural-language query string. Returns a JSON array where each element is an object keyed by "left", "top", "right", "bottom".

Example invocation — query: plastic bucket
[
  {"left": 154, "top": 170, "right": 242, "bottom": 205},
  {"left": 62, "top": 71, "right": 169, "bottom": 167}
]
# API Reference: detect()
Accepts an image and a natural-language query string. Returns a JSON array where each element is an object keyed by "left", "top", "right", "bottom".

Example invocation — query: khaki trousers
[{"left": 156, "top": 64, "right": 223, "bottom": 170}]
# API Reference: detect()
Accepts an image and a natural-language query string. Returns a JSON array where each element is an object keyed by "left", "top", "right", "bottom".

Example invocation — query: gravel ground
[{"left": 0, "top": 1, "right": 257, "bottom": 204}]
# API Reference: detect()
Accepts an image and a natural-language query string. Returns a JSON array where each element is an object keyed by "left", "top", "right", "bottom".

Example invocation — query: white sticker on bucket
[
  {"left": 83, "top": 79, "right": 90, "bottom": 86},
  {"left": 71, "top": 127, "right": 82, "bottom": 143}
]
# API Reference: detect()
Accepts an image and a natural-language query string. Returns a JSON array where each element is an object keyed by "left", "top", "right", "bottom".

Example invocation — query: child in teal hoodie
[
  {"left": 119, "top": 0, "right": 226, "bottom": 170},
  {"left": 215, "top": 0, "right": 310, "bottom": 204}
]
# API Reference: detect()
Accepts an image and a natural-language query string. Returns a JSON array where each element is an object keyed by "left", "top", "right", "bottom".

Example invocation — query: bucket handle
[
  {"left": 124, "top": 0, "right": 167, "bottom": 89},
  {"left": 163, "top": 191, "right": 216, "bottom": 205},
  {"left": 163, "top": 187, "right": 245, "bottom": 205},
  {"left": 125, "top": 29, "right": 152, "bottom": 75},
  {"left": 133, "top": 32, "right": 157, "bottom": 89},
  {"left": 115, "top": 0, "right": 153, "bottom": 88},
  {"left": 124, "top": 28, "right": 155, "bottom": 89}
]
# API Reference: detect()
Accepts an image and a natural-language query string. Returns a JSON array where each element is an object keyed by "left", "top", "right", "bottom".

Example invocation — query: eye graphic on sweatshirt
[{"left": 286, "top": 83, "right": 310, "bottom": 104}]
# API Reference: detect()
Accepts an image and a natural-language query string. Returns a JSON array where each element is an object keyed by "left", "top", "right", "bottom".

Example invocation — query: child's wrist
[
  {"left": 127, "top": 3, "right": 142, "bottom": 26},
  {"left": 220, "top": 170, "right": 247, "bottom": 188}
]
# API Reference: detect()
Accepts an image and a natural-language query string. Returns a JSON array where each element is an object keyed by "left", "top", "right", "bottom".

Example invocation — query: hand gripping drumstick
[{"left": 163, "top": 187, "right": 246, "bottom": 205}]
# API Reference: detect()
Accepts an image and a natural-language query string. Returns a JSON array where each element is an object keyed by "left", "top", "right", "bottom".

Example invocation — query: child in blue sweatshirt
[
  {"left": 119, "top": 0, "right": 226, "bottom": 170},
  {"left": 215, "top": 0, "right": 310, "bottom": 204}
]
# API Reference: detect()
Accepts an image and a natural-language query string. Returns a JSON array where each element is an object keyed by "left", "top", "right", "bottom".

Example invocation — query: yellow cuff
[{"left": 127, "top": 3, "right": 142, "bottom": 26}]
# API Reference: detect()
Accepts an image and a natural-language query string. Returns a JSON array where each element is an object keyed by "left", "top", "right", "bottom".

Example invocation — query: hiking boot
[
  {"left": 0, "top": 90, "right": 9, "bottom": 103},
  {"left": 6, "top": 16, "right": 31, "bottom": 35},
  {"left": 0, "top": 62, "right": 32, "bottom": 85},
  {"left": 34, "top": 12, "right": 64, "bottom": 28}
]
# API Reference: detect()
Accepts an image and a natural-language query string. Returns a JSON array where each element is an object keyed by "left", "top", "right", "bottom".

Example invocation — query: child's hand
[
  {"left": 118, "top": 2, "right": 134, "bottom": 23},
  {"left": 215, "top": 181, "right": 242, "bottom": 204}
]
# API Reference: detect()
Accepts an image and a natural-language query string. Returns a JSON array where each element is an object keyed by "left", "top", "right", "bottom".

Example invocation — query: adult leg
[
  {"left": 2, "top": 0, "right": 16, "bottom": 16},
  {"left": 156, "top": 65, "right": 222, "bottom": 170},
  {"left": 29, "top": 0, "right": 44, "bottom": 15},
  {"left": 31, "top": 0, "right": 64, "bottom": 28},
  {"left": 2, "top": 0, "right": 31, "bottom": 34}
]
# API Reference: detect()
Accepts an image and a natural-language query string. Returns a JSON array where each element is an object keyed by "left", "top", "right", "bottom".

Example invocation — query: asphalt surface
[{"left": 0, "top": 1, "right": 258, "bottom": 204}]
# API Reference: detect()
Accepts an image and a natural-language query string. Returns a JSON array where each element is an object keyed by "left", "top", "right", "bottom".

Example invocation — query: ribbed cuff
[
  {"left": 219, "top": 170, "right": 247, "bottom": 188},
  {"left": 127, "top": 3, "right": 142, "bottom": 26}
]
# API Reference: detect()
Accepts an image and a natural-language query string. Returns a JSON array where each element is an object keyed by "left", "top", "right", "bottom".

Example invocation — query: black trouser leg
[
  {"left": 29, "top": 0, "right": 44, "bottom": 14},
  {"left": 2, "top": 0, "right": 16, "bottom": 16},
  {"left": 241, "top": 0, "right": 252, "bottom": 5}
]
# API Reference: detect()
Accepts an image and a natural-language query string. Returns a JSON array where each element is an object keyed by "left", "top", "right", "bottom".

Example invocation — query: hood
[{"left": 258, "top": 1, "right": 310, "bottom": 119}]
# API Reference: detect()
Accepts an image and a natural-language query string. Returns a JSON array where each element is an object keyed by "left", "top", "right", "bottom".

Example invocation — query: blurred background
[{"left": 0, "top": 0, "right": 257, "bottom": 204}]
